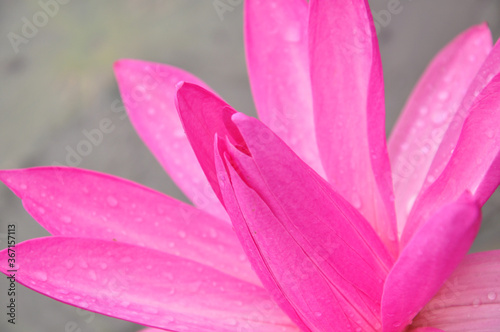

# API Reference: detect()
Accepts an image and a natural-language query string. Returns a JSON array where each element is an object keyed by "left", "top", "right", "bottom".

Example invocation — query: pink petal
[
  {"left": 0, "top": 237, "right": 297, "bottom": 332},
  {"left": 137, "top": 329, "right": 167, "bottom": 332},
  {"left": 382, "top": 194, "right": 481, "bottom": 332},
  {"left": 388, "top": 24, "right": 491, "bottom": 230},
  {"left": 410, "top": 328, "right": 445, "bottom": 332},
  {"left": 244, "top": 0, "right": 324, "bottom": 176},
  {"left": 308, "top": 0, "right": 397, "bottom": 256},
  {"left": 411, "top": 250, "right": 500, "bottom": 331},
  {"left": 175, "top": 82, "right": 246, "bottom": 207},
  {"left": 113, "top": 59, "right": 228, "bottom": 220},
  {"left": 215, "top": 113, "right": 394, "bottom": 331},
  {"left": 0, "top": 167, "right": 259, "bottom": 285},
  {"left": 402, "top": 73, "right": 500, "bottom": 245},
  {"left": 423, "top": 36, "right": 500, "bottom": 193}
]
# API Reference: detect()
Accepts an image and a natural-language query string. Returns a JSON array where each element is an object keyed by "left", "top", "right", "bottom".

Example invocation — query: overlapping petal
[
  {"left": 308, "top": 0, "right": 397, "bottom": 256},
  {"left": 388, "top": 24, "right": 492, "bottom": 230},
  {"left": 382, "top": 195, "right": 481, "bottom": 332},
  {"left": 411, "top": 250, "right": 500, "bottom": 331},
  {"left": 402, "top": 73, "right": 500, "bottom": 244},
  {"left": 0, "top": 237, "right": 296, "bottom": 332},
  {"left": 114, "top": 59, "right": 228, "bottom": 220},
  {"left": 0, "top": 167, "right": 258, "bottom": 285},
  {"left": 424, "top": 37, "right": 500, "bottom": 191},
  {"left": 244, "top": 0, "right": 324, "bottom": 176},
  {"left": 177, "top": 82, "right": 394, "bottom": 331},
  {"left": 217, "top": 113, "right": 395, "bottom": 331}
]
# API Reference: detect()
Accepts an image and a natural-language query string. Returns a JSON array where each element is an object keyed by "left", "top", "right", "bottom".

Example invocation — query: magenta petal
[
  {"left": 244, "top": 0, "right": 324, "bottom": 176},
  {"left": 114, "top": 59, "right": 228, "bottom": 220},
  {"left": 411, "top": 250, "right": 500, "bottom": 331},
  {"left": 388, "top": 24, "right": 491, "bottom": 229},
  {"left": 0, "top": 237, "right": 297, "bottom": 332},
  {"left": 424, "top": 36, "right": 500, "bottom": 191},
  {"left": 308, "top": 0, "right": 397, "bottom": 255},
  {"left": 402, "top": 74, "right": 500, "bottom": 245},
  {"left": 216, "top": 113, "right": 394, "bottom": 331},
  {"left": 410, "top": 328, "right": 445, "bottom": 332},
  {"left": 0, "top": 167, "right": 259, "bottom": 285},
  {"left": 176, "top": 82, "right": 243, "bottom": 207},
  {"left": 382, "top": 195, "right": 481, "bottom": 332}
]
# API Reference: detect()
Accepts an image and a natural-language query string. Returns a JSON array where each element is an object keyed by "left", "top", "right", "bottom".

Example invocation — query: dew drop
[
  {"left": 472, "top": 298, "right": 481, "bottom": 308},
  {"left": 107, "top": 196, "right": 118, "bottom": 207},
  {"left": 20, "top": 183, "right": 27, "bottom": 190},
  {"left": 350, "top": 193, "right": 362, "bottom": 209},
  {"left": 38, "top": 207, "right": 46, "bottom": 214},
  {"left": 178, "top": 230, "right": 187, "bottom": 238},
  {"left": 314, "top": 312, "right": 322, "bottom": 317},
  {"left": 432, "top": 111, "right": 447, "bottom": 124},
  {"left": 284, "top": 26, "right": 301, "bottom": 42},
  {"left": 209, "top": 228, "right": 218, "bottom": 238},
  {"left": 34, "top": 271, "right": 48, "bottom": 281},
  {"left": 143, "top": 307, "right": 159, "bottom": 314},
  {"left": 61, "top": 216, "right": 72, "bottom": 223},
  {"left": 419, "top": 106, "right": 429, "bottom": 115},
  {"left": 147, "top": 108, "right": 156, "bottom": 115},
  {"left": 485, "top": 130, "right": 495, "bottom": 139},
  {"left": 488, "top": 292, "right": 497, "bottom": 301},
  {"left": 438, "top": 91, "right": 449, "bottom": 101}
]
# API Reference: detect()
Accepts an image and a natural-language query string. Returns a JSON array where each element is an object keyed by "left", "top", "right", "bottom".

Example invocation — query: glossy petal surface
[
  {"left": 382, "top": 196, "right": 481, "bottom": 332},
  {"left": 114, "top": 59, "right": 227, "bottom": 219},
  {"left": 215, "top": 113, "right": 394, "bottom": 331},
  {"left": 411, "top": 251, "right": 500, "bottom": 331},
  {"left": 388, "top": 24, "right": 491, "bottom": 230},
  {"left": 0, "top": 167, "right": 258, "bottom": 285},
  {"left": 402, "top": 74, "right": 500, "bottom": 244},
  {"left": 176, "top": 82, "right": 243, "bottom": 206},
  {"left": 309, "top": 0, "right": 397, "bottom": 255},
  {"left": 245, "top": 0, "right": 324, "bottom": 176},
  {"left": 0, "top": 237, "right": 297, "bottom": 332},
  {"left": 424, "top": 38, "right": 500, "bottom": 191}
]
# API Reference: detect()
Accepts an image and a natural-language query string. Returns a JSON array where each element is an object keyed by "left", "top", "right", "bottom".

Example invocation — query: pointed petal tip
[{"left": 0, "top": 169, "right": 26, "bottom": 198}]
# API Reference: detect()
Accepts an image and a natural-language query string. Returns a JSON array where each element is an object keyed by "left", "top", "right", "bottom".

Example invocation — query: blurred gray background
[{"left": 0, "top": 1, "right": 499, "bottom": 331}]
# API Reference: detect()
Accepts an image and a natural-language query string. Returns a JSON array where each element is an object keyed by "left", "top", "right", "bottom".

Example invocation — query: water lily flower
[{"left": 1, "top": 0, "right": 500, "bottom": 331}]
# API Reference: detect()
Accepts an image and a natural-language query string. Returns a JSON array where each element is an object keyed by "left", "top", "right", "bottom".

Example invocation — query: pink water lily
[{"left": 1, "top": 0, "right": 500, "bottom": 331}]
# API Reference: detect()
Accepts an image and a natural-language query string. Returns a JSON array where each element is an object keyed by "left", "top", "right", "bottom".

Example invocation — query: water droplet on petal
[
  {"left": 61, "top": 216, "right": 72, "bottom": 223},
  {"left": 209, "top": 228, "right": 218, "bottom": 238},
  {"left": 350, "top": 193, "right": 362, "bottom": 209},
  {"left": 472, "top": 298, "right": 481, "bottom": 308},
  {"left": 143, "top": 307, "right": 159, "bottom": 314},
  {"left": 107, "top": 196, "right": 118, "bottom": 207},
  {"left": 432, "top": 111, "right": 448, "bottom": 124},
  {"left": 488, "top": 292, "right": 497, "bottom": 301},
  {"left": 34, "top": 271, "right": 48, "bottom": 281},
  {"left": 178, "top": 230, "right": 187, "bottom": 238}
]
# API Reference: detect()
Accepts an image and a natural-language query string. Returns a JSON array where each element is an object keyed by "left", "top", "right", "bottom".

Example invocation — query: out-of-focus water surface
[{"left": 0, "top": 1, "right": 499, "bottom": 331}]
